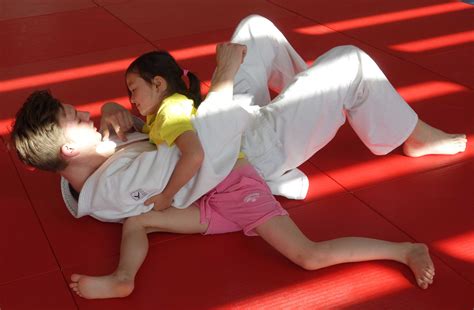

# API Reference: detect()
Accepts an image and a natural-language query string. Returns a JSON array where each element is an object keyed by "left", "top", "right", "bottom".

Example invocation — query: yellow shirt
[
  {"left": 142, "top": 92, "right": 245, "bottom": 158},
  {"left": 142, "top": 93, "right": 196, "bottom": 146}
]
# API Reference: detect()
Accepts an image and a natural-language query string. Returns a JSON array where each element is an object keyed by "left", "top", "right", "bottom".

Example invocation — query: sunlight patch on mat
[
  {"left": 391, "top": 30, "right": 474, "bottom": 52},
  {"left": 320, "top": 143, "right": 474, "bottom": 190},
  {"left": 0, "top": 45, "right": 217, "bottom": 94},
  {"left": 169, "top": 43, "right": 217, "bottom": 60},
  {"left": 434, "top": 231, "right": 474, "bottom": 263},
  {"left": 295, "top": 3, "right": 470, "bottom": 35},
  {"left": 0, "top": 59, "right": 134, "bottom": 93},
  {"left": 224, "top": 264, "right": 409, "bottom": 308},
  {"left": 397, "top": 81, "right": 468, "bottom": 102}
]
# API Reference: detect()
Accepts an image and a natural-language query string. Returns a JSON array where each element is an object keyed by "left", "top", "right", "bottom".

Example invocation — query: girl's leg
[
  {"left": 69, "top": 206, "right": 206, "bottom": 299},
  {"left": 256, "top": 215, "right": 435, "bottom": 289},
  {"left": 230, "top": 15, "right": 307, "bottom": 106}
]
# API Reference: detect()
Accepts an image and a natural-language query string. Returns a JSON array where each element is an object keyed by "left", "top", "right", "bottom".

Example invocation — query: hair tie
[{"left": 182, "top": 69, "right": 190, "bottom": 89}]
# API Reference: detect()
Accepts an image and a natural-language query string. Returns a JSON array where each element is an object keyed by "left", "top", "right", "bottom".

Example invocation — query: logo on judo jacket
[{"left": 130, "top": 189, "right": 148, "bottom": 201}]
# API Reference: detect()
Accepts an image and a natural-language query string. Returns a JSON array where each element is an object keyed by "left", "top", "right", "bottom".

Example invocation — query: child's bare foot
[
  {"left": 403, "top": 120, "right": 467, "bottom": 157},
  {"left": 69, "top": 273, "right": 134, "bottom": 299},
  {"left": 404, "top": 243, "right": 435, "bottom": 289}
]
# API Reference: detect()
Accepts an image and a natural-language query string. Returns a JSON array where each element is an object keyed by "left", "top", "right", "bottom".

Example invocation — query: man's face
[{"left": 59, "top": 104, "right": 102, "bottom": 150}]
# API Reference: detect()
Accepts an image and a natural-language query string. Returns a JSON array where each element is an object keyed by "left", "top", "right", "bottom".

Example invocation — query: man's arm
[{"left": 207, "top": 43, "right": 247, "bottom": 99}]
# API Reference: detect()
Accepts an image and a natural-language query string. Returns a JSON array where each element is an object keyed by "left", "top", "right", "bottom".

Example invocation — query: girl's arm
[
  {"left": 144, "top": 130, "right": 204, "bottom": 210},
  {"left": 100, "top": 102, "right": 135, "bottom": 141}
]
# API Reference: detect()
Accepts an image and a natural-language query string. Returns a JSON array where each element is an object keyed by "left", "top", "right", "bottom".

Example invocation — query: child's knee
[
  {"left": 292, "top": 246, "right": 330, "bottom": 271},
  {"left": 123, "top": 215, "right": 146, "bottom": 230}
]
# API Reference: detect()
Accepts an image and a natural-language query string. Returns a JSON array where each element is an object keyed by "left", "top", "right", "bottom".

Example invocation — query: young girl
[{"left": 125, "top": 51, "right": 205, "bottom": 211}]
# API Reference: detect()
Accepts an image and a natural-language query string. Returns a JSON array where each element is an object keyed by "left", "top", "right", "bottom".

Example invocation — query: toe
[
  {"left": 426, "top": 269, "right": 435, "bottom": 279},
  {"left": 417, "top": 279, "right": 425, "bottom": 289},
  {"left": 71, "top": 274, "right": 81, "bottom": 282},
  {"left": 418, "top": 280, "right": 428, "bottom": 289},
  {"left": 422, "top": 275, "right": 433, "bottom": 284}
]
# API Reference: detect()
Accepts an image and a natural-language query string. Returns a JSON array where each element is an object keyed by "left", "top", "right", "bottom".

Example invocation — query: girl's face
[{"left": 126, "top": 72, "right": 167, "bottom": 116}]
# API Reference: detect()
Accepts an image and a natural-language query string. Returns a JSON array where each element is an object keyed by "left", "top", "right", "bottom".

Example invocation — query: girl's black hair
[{"left": 126, "top": 51, "right": 202, "bottom": 107}]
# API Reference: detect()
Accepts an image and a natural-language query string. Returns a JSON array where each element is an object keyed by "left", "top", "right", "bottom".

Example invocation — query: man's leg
[
  {"left": 69, "top": 206, "right": 206, "bottom": 299},
  {"left": 250, "top": 45, "right": 466, "bottom": 179},
  {"left": 230, "top": 15, "right": 313, "bottom": 199},
  {"left": 230, "top": 15, "right": 307, "bottom": 106},
  {"left": 256, "top": 215, "right": 436, "bottom": 289}
]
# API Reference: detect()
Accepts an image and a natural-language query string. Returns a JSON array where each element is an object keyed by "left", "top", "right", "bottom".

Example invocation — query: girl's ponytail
[{"left": 185, "top": 71, "right": 202, "bottom": 107}]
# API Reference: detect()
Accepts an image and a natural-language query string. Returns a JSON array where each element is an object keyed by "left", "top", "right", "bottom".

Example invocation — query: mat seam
[
  {"left": 0, "top": 4, "right": 99, "bottom": 24},
  {"left": 92, "top": 0, "right": 160, "bottom": 49}
]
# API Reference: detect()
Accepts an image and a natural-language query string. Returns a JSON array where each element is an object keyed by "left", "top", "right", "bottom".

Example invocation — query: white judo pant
[{"left": 232, "top": 15, "right": 419, "bottom": 183}]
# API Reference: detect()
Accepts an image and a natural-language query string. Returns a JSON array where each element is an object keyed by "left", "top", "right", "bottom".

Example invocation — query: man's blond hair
[{"left": 11, "top": 90, "right": 68, "bottom": 171}]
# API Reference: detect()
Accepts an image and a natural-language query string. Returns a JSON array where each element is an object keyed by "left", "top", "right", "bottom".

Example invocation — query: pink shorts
[{"left": 198, "top": 164, "right": 288, "bottom": 236}]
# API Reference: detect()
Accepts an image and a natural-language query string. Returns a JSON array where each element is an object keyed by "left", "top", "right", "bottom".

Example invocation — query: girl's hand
[
  {"left": 100, "top": 102, "right": 134, "bottom": 141},
  {"left": 215, "top": 42, "right": 247, "bottom": 78},
  {"left": 145, "top": 193, "right": 173, "bottom": 211}
]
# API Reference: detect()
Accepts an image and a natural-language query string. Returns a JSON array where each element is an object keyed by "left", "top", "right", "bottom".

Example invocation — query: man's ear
[
  {"left": 60, "top": 143, "right": 80, "bottom": 158},
  {"left": 152, "top": 76, "right": 168, "bottom": 93}
]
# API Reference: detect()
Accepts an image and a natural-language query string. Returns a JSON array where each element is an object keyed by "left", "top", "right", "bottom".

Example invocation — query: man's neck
[
  {"left": 61, "top": 132, "right": 149, "bottom": 193},
  {"left": 60, "top": 152, "right": 110, "bottom": 193}
]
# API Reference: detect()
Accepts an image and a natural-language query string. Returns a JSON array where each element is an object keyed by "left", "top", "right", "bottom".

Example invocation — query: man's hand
[
  {"left": 209, "top": 43, "right": 247, "bottom": 96},
  {"left": 215, "top": 42, "right": 247, "bottom": 77},
  {"left": 144, "top": 193, "right": 173, "bottom": 211},
  {"left": 100, "top": 102, "right": 134, "bottom": 141}
]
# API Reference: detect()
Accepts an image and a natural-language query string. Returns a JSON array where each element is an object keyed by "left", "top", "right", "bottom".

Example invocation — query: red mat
[
  {"left": 0, "top": 7, "right": 144, "bottom": 68},
  {"left": 0, "top": 0, "right": 95, "bottom": 21},
  {"left": 0, "top": 0, "right": 472, "bottom": 308},
  {"left": 354, "top": 159, "right": 474, "bottom": 282},
  {"left": 412, "top": 46, "right": 474, "bottom": 89},
  {"left": 0, "top": 142, "right": 57, "bottom": 286},
  {"left": 0, "top": 271, "right": 76, "bottom": 309},
  {"left": 99, "top": 0, "right": 296, "bottom": 41}
]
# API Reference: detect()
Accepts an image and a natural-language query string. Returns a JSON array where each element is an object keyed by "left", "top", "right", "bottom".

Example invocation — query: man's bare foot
[
  {"left": 69, "top": 273, "right": 134, "bottom": 299},
  {"left": 403, "top": 120, "right": 467, "bottom": 157},
  {"left": 404, "top": 243, "right": 435, "bottom": 289}
]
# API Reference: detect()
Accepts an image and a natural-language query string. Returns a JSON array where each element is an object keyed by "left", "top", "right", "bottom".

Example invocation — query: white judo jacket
[{"left": 77, "top": 93, "right": 253, "bottom": 222}]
